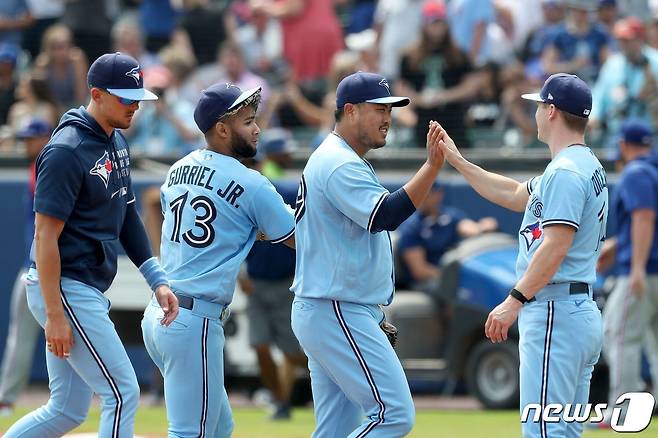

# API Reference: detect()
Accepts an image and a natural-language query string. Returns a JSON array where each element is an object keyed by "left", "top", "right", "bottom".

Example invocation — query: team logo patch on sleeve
[
  {"left": 520, "top": 221, "right": 543, "bottom": 250},
  {"left": 90, "top": 151, "right": 113, "bottom": 188}
]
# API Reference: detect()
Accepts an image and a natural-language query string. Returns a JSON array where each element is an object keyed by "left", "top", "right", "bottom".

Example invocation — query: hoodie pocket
[{"left": 94, "top": 238, "right": 118, "bottom": 269}]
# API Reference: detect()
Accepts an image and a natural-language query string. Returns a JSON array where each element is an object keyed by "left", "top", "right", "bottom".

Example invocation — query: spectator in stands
[
  {"left": 373, "top": 0, "right": 423, "bottom": 79},
  {"left": 541, "top": 0, "right": 611, "bottom": 84},
  {"left": 34, "top": 24, "right": 88, "bottom": 109},
  {"left": 0, "top": 118, "right": 52, "bottom": 417},
  {"left": 182, "top": 41, "right": 270, "bottom": 117},
  {"left": 7, "top": 70, "right": 59, "bottom": 143},
  {"left": 60, "top": 0, "right": 114, "bottom": 63},
  {"left": 597, "top": 0, "right": 619, "bottom": 35},
  {"left": 250, "top": 0, "right": 343, "bottom": 85},
  {"left": 591, "top": 17, "right": 658, "bottom": 148},
  {"left": 138, "top": 0, "right": 180, "bottom": 53},
  {"left": 396, "top": 182, "right": 498, "bottom": 292},
  {"left": 0, "top": 43, "right": 18, "bottom": 129},
  {"left": 259, "top": 128, "right": 296, "bottom": 180},
  {"left": 447, "top": 0, "right": 496, "bottom": 66},
  {"left": 158, "top": 44, "right": 197, "bottom": 103},
  {"left": 235, "top": 4, "right": 286, "bottom": 86},
  {"left": 396, "top": 0, "right": 482, "bottom": 148},
  {"left": 345, "top": 0, "right": 377, "bottom": 35},
  {"left": 178, "top": 0, "right": 228, "bottom": 67},
  {"left": 21, "top": 0, "right": 63, "bottom": 59},
  {"left": 123, "top": 65, "right": 200, "bottom": 156},
  {"left": 239, "top": 153, "right": 306, "bottom": 421},
  {"left": 498, "top": 0, "right": 566, "bottom": 145},
  {"left": 0, "top": 0, "right": 34, "bottom": 47},
  {"left": 111, "top": 16, "right": 160, "bottom": 70}
]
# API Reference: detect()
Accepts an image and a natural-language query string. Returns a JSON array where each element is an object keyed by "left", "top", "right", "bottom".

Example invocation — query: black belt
[
  {"left": 528, "top": 282, "right": 590, "bottom": 303},
  {"left": 175, "top": 293, "right": 194, "bottom": 310}
]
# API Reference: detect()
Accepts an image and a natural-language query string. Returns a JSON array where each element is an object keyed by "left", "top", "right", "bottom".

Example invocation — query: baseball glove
[{"left": 380, "top": 320, "right": 398, "bottom": 349}]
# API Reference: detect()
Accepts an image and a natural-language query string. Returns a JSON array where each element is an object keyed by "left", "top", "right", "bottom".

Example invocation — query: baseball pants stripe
[
  {"left": 519, "top": 298, "right": 602, "bottom": 438},
  {"left": 4, "top": 271, "right": 139, "bottom": 438},
  {"left": 333, "top": 300, "right": 385, "bottom": 436},
  {"left": 540, "top": 302, "right": 554, "bottom": 438},
  {"left": 292, "top": 297, "right": 414, "bottom": 438},
  {"left": 199, "top": 318, "right": 209, "bottom": 438},
  {"left": 61, "top": 289, "right": 123, "bottom": 438}
]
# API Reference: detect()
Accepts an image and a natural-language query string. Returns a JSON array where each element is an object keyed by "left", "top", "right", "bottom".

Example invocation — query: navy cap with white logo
[
  {"left": 336, "top": 72, "right": 410, "bottom": 109},
  {"left": 87, "top": 52, "right": 158, "bottom": 101},
  {"left": 194, "top": 83, "right": 262, "bottom": 133},
  {"left": 522, "top": 73, "right": 592, "bottom": 118}
]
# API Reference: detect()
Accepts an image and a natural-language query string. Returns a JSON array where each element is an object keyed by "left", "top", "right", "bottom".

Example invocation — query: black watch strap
[{"left": 509, "top": 288, "right": 529, "bottom": 304}]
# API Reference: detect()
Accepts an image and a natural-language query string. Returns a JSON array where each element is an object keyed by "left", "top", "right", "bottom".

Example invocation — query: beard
[
  {"left": 107, "top": 113, "right": 132, "bottom": 130},
  {"left": 231, "top": 130, "right": 257, "bottom": 158},
  {"left": 357, "top": 125, "right": 386, "bottom": 150}
]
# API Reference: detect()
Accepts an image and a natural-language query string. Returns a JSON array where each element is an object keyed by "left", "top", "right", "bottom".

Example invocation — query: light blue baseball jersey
[
  {"left": 516, "top": 145, "right": 608, "bottom": 284},
  {"left": 160, "top": 149, "right": 294, "bottom": 304},
  {"left": 291, "top": 133, "right": 395, "bottom": 305}
]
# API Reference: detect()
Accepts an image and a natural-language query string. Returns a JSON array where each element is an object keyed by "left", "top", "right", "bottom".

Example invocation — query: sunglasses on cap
[{"left": 102, "top": 89, "right": 139, "bottom": 106}]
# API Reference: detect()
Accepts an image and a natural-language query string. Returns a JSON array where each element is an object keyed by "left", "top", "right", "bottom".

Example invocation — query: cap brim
[
  {"left": 365, "top": 96, "right": 410, "bottom": 107},
  {"left": 229, "top": 87, "right": 262, "bottom": 110},
  {"left": 521, "top": 93, "right": 545, "bottom": 103},
  {"left": 106, "top": 87, "right": 159, "bottom": 101}
]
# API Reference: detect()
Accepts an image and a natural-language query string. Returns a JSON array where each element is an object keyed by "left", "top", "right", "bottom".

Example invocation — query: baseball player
[
  {"left": 3, "top": 52, "right": 179, "bottom": 438},
  {"left": 0, "top": 119, "right": 52, "bottom": 416},
  {"left": 596, "top": 120, "right": 658, "bottom": 428},
  {"left": 437, "top": 73, "right": 606, "bottom": 437},
  {"left": 291, "top": 71, "right": 444, "bottom": 437},
  {"left": 141, "top": 83, "right": 295, "bottom": 437}
]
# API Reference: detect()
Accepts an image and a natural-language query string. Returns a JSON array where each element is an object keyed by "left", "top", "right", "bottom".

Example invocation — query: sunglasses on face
[{"left": 103, "top": 89, "right": 139, "bottom": 106}]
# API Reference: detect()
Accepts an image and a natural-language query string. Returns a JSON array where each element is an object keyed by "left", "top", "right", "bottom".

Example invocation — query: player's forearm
[
  {"left": 403, "top": 162, "right": 441, "bottom": 208},
  {"left": 631, "top": 211, "right": 655, "bottom": 272},
  {"left": 514, "top": 238, "right": 569, "bottom": 298},
  {"left": 451, "top": 156, "right": 525, "bottom": 211},
  {"left": 35, "top": 232, "right": 66, "bottom": 318}
]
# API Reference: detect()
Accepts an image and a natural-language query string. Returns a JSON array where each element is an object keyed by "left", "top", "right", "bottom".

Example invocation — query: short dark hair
[
  {"left": 560, "top": 110, "right": 589, "bottom": 133},
  {"left": 335, "top": 106, "right": 345, "bottom": 123}
]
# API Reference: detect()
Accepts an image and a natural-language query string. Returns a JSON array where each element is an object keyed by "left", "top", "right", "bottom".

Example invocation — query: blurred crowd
[{"left": 2, "top": 0, "right": 658, "bottom": 157}]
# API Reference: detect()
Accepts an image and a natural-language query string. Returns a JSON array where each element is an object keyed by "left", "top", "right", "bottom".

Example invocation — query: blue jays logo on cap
[
  {"left": 89, "top": 151, "right": 114, "bottom": 188},
  {"left": 336, "top": 72, "right": 410, "bottom": 109},
  {"left": 87, "top": 52, "right": 158, "bottom": 102},
  {"left": 521, "top": 73, "right": 592, "bottom": 118},
  {"left": 194, "top": 82, "right": 262, "bottom": 133},
  {"left": 125, "top": 66, "right": 142, "bottom": 85}
]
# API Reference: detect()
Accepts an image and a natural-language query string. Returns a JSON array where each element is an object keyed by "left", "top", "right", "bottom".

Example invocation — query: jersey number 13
[{"left": 168, "top": 191, "right": 217, "bottom": 248}]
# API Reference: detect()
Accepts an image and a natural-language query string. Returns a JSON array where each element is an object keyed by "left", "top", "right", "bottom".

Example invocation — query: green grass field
[{"left": 2, "top": 407, "right": 657, "bottom": 437}]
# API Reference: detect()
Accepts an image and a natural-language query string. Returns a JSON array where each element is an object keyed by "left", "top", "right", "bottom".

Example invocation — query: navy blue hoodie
[
  {"left": 30, "top": 107, "right": 135, "bottom": 292},
  {"left": 613, "top": 152, "right": 658, "bottom": 274}
]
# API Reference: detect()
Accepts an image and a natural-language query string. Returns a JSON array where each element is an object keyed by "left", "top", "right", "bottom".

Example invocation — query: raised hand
[
  {"left": 435, "top": 122, "right": 464, "bottom": 167},
  {"left": 426, "top": 120, "right": 445, "bottom": 169}
]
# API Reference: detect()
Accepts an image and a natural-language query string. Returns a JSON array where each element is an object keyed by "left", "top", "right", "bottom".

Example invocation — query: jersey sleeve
[
  {"left": 33, "top": 147, "right": 84, "bottom": 221},
  {"left": 619, "top": 165, "right": 657, "bottom": 212},
  {"left": 250, "top": 180, "right": 295, "bottom": 244},
  {"left": 325, "top": 161, "right": 389, "bottom": 231},
  {"left": 540, "top": 169, "right": 587, "bottom": 230},
  {"left": 526, "top": 176, "right": 539, "bottom": 194}
]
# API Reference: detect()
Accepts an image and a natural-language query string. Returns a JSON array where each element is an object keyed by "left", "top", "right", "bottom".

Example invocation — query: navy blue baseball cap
[
  {"left": 194, "top": 83, "right": 262, "bottom": 133},
  {"left": 87, "top": 52, "right": 157, "bottom": 101},
  {"left": 336, "top": 72, "right": 409, "bottom": 109},
  {"left": 621, "top": 119, "right": 653, "bottom": 145},
  {"left": 16, "top": 118, "right": 52, "bottom": 139},
  {"left": 522, "top": 73, "right": 592, "bottom": 118}
]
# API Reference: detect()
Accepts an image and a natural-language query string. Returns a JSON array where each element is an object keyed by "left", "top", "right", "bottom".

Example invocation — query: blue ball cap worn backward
[
  {"left": 194, "top": 83, "right": 262, "bottom": 133},
  {"left": 336, "top": 72, "right": 410, "bottom": 109},
  {"left": 87, "top": 52, "right": 158, "bottom": 101},
  {"left": 521, "top": 73, "right": 592, "bottom": 118}
]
